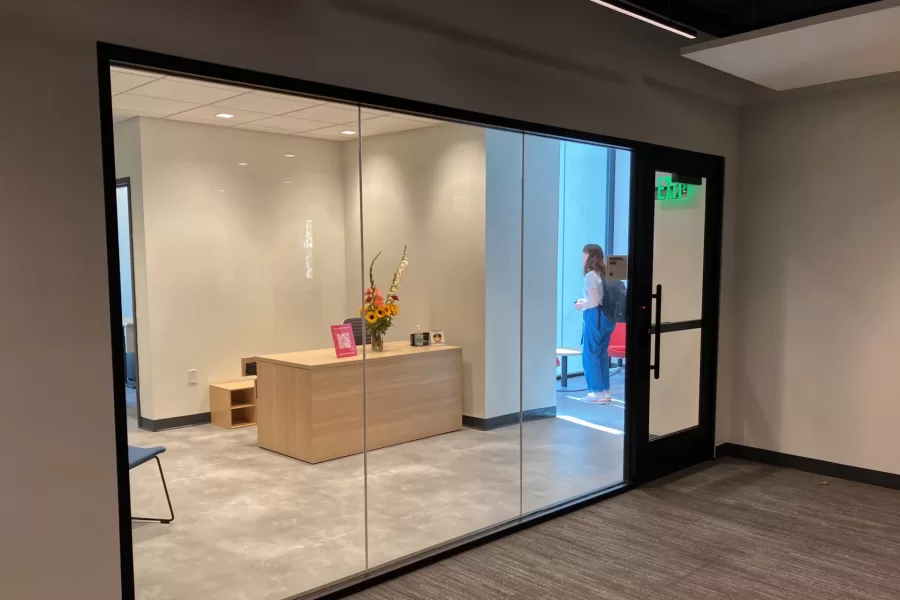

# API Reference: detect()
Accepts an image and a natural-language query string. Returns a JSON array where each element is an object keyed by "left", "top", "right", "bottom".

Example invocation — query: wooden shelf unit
[{"left": 210, "top": 379, "right": 257, "bottom": 429}]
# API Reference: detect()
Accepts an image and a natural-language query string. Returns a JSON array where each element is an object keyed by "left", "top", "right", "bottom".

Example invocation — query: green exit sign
[{"left": 656, "top": 175, "right": 696, "bottom": 206}]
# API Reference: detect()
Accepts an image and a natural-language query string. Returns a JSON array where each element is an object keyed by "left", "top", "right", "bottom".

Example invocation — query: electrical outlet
[{"left": 188, "top": 369, "right": 198, "bottom": 385}]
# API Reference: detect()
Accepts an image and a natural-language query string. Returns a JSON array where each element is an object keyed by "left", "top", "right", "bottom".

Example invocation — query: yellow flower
[
  {"left": 359, "top": 306, "right": 364, "bottom": 315},
  {"left": 365, "top": 312, "right": 377, "bottom": 323},
  {"left": 390, "top": 304, "right": 399, "bottom": 316},
  {"left": 376, "top": 307, "right": 386, "bottom": 318}
]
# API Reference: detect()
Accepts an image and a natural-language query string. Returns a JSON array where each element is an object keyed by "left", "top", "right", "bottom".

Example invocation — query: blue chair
[{"left": 128, "top": 445, "right": 174, "bottom": 524}]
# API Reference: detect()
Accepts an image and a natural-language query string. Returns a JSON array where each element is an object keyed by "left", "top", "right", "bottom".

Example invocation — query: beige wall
[
  {"left": 119, "top": 117, "right": 347, "bottom": 421},
  {"left": 736, "top": 77, "right": 900, "bottom": 474},
  {"left": 0, "top": 0, "right": 752, "bottom": 597},
  {"left": 343, "top": 123, "right": 488, "bottom": 416}
]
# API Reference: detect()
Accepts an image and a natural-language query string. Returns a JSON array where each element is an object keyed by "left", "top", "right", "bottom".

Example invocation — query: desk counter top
[{"left": 256, "top": 340, "right": 460, "bottom": 370}]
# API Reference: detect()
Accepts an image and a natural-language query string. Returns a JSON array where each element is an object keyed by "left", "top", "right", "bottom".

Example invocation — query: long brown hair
[{"left": 583, "top": 243, "right": 607, "bottom": 279}]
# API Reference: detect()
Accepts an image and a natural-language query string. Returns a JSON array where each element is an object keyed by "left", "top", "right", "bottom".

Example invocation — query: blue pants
[{"left": 582, "top": 307, "right": 615, "bottom": 393}]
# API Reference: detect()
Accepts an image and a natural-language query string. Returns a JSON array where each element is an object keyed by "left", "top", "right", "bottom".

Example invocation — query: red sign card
[{"left": 330, "top": 324, "right": 358, "bottom": 358}]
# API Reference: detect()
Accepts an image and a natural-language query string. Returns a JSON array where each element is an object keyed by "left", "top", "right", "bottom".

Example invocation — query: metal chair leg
[{"left": 132, "top": 456, "right": 175, "bottom": 524}]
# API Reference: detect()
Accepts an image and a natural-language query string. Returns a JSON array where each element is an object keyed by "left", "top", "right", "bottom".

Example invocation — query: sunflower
[
  {"left": 391, "top": 304, "right": 399, "bottom": 316},
  {"left": 365, "top": 311, "right": 377, "bottom": 323},
  {"left": 376, "top": 307, "right": 387, "bottom": 318}
]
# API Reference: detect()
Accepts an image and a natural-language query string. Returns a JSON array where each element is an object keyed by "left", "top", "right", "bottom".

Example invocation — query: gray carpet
[{"left": 349, "top": 458, "right": 900, "bottom": 600}]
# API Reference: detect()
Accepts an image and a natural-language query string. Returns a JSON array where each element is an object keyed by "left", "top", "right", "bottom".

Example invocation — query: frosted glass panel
[
  {"left": 649, "top": 328, "right": 701, "bottom": 437},
  {"left": 652, "top": 173, "right": 706, "bottom": 323}
]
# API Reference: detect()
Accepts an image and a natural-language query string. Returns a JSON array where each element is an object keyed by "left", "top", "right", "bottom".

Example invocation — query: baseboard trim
[
  {"left": 716, "top": 443, "right": 900, "bottom": 490},
  {"left": 142, "top": 412, "right": 211, "bottom": 432},
  {"left": 463, "top": 407, "right": 556, "bottom": 431}
]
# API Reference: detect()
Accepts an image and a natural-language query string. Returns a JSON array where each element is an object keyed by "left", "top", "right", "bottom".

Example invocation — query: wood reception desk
[{"left": 254, "top": 341, "right": 462, "bottom": 463}]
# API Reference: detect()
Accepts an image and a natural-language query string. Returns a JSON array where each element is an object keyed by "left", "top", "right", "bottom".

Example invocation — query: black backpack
[{"left": 601, "top": 279, "right": 627, "bottom": 323}]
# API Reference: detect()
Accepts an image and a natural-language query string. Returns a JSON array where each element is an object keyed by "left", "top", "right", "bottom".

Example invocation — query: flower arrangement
[{"left": 360, "top": 245, "right": 408, "bottom": 351}]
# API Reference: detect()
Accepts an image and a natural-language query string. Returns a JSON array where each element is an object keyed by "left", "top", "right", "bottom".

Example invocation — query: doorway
[
  {"left": 115, "top": 177, "right": 142, "bottom": 426},
  {"left": 629, "top": 146, "right": 724, "bottom": 483}
]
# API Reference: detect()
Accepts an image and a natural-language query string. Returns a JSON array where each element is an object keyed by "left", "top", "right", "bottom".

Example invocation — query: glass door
[{"left": 628, "top": 146, "right": 724, "bottom": 483}]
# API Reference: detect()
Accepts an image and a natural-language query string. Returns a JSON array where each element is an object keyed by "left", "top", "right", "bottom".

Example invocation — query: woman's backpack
[{"left": 602, "top": 280, "right": 627, "bottom": 323}]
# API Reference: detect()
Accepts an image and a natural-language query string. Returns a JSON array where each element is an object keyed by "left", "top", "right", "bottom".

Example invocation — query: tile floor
[
  {"left": 556, "top": 371, "right": 626, "bottom": 432},
  {"left": 128, "top": 413, "right": 623, "bottom": 600}
]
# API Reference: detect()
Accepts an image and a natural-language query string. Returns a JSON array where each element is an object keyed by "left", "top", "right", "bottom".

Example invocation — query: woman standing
[{"left": 574, "top": 243, "right": 616, "bottom": 404}]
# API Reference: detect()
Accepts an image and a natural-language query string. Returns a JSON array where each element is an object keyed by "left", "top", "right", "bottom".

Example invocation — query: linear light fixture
[
  {"left": 215, "top": 113, "right": 235, "bottom": 119},
  {"left": 588, "top": 0, "right": 696, "bottom": 39}
]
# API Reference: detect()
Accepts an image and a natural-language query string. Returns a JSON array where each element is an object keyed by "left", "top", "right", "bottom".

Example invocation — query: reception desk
[{"left": 254, "top": 341, "right": 462, "bottom": 463}]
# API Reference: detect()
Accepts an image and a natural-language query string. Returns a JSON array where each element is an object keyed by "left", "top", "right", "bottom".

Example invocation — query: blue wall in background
[
  {"left": 116, "top": 184, "right": 133, "bottom": 321},
  {"left": 555, "top": 143, "right": 630, "bottom": 377}
]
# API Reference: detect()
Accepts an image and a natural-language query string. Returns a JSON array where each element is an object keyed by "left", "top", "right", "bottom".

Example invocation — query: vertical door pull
[{"left": 649, "top": 284, "right": 662, "bottom": 379}]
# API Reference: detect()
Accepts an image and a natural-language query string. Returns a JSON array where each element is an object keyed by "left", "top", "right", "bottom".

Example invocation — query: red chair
[{"left": 608, "top": 323, "right": 626, "bottom": 375}]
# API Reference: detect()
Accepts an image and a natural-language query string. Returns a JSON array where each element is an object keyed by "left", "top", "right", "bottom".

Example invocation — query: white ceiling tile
[
  {"left": 396, "top": 114, "right": 444, "bottom": 124},
  {"left": 111, "top": 66, "right": 159, "bottom": 76},
  {"left": 299, "top": 124, "right": 359, "bottom": 140},
  {"left": 167, "top": 106, "right": 272, "bottom": 126},
  {"left": 234, "top": 123, "right": 298, "bottom": 134},
  {"left": 112, "top": 94, "right": 201, "bottom": 117},
  {"left": 298, "top": 131, "right": 348, "bottom": 141},
  {"left": 360, "top": 107, "right": 392, "bottom": 117},
  {"left": 127, "top": 76, "right": 244, "bottom": 104},
  {"left": 110, "top": 69, "right": 160, "bottom": 94},
  {"left": 245, "top": 115, "right": 333, "bottom": 133},
  {"left": 283, "top": 103, "right": 359, "bottom": 124},
  {"left": 213, "top": 91, "right": 324, "bottom": 115},
  {"left": 361, "top": 116, "right": 434, "bottom": 135},
  {"left": 177, "top": 78, "right": 248, "bottom": 93}
]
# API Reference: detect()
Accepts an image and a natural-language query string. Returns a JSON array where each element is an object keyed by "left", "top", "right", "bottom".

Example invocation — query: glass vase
[{"left": 370, "top": 331, "right": 385, "bottom": 352}]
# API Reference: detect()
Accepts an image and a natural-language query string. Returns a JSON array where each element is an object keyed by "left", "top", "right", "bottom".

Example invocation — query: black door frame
[
  {"left": 97, "top": 42, "right": 724, "bottom": 600},
  {"left": 627, "top": 146, "right": 725, "bottom": 484}
]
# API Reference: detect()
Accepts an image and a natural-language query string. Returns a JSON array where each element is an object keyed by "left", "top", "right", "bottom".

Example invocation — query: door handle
[{"left": 649, "top": 284, "right": 662, "bottom": 379}]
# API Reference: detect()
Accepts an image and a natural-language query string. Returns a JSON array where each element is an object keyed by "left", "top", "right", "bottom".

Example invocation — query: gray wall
[
  {"left": 0, "top": 0, "right": 754, "bottom": 597},
  {"left": 737, "top": 75, "right": 900, "bottom": 474}
]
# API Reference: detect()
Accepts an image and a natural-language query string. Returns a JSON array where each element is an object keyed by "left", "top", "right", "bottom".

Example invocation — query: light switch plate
[{"left": 188, "top": 369, "right": 198, "bottom": 385}]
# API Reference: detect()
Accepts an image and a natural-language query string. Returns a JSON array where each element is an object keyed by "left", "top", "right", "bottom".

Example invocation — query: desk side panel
[{"left": 257, "top": 361, "right": 311, "bottom": 460}]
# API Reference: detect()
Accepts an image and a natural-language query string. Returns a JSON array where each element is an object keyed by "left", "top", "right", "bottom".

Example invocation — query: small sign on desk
[
  {"left": 330, "top": 324, "right": 358, "bottom": 358},
  {"left": 607, "top": 255, "right": 627, "bottom": 281}
]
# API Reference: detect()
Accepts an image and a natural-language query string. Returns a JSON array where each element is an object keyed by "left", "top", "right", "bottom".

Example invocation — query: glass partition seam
[
  {"left": 605, "top": 151, "right": 616, "bottom": 256},
  {"left": 519, "top": 133, "right": 525, "bottom": 519},
  {"left": 357, "top": 106, "right": 369, "bottom": 571}
]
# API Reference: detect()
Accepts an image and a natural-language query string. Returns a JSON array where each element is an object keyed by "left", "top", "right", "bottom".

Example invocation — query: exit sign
[
  {"left": 656, "top": 175, "right": 687, "bottom": 200},
  {"left": 656, "top": 175, "right": 697, "bottom": 206}
]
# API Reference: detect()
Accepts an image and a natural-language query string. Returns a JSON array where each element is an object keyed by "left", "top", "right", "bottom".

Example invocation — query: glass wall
[
  {"left": 111, "top": 66, "right": 628, "bottom": 600},
  {"left": 521, "top": 135, "right": 630, "bottom": 514}
]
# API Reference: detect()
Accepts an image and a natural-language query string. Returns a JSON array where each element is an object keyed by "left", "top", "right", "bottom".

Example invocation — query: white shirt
[{"left": 583, "top": 270, "right": 604, "bottom": 306}]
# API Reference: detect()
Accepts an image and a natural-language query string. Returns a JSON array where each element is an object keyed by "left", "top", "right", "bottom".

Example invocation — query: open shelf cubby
[{"left": 210, "top": 379, "right": 257, "bottom": 429}]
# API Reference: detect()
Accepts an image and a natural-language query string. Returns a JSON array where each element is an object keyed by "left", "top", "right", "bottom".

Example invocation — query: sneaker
[{"left": 576, "top": 392, "right": 607, "bottom": 404}]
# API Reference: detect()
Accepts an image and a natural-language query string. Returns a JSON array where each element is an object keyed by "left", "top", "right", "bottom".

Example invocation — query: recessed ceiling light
[
  {"left": 238, "top": 162, "right": 248, "bottom": 166},
  {"left": 285, "top": 181, "right": 291, "bottom": 184},
  {"left": 218, "top": 189, "right": 225, "bottom": 192},
  {"left": 285, "top": 154, "right": 295, "bottom": 158},
  {"left": 341, "top": 130, "right": 357, "bottom": 135},
  {"left": 216, "top": 113, "right": 235, "bottom": 119}
]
